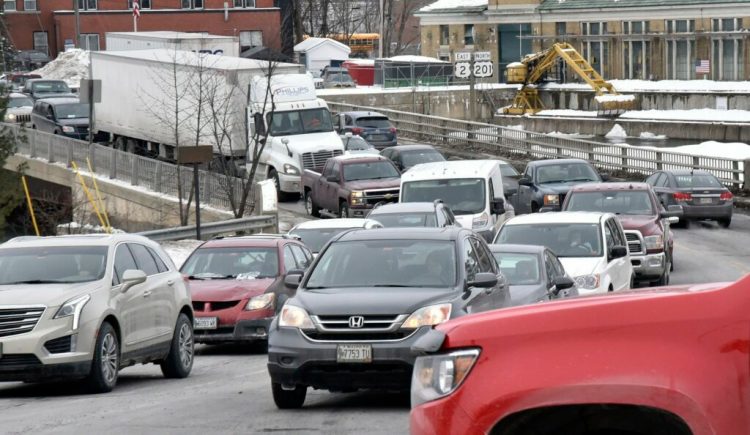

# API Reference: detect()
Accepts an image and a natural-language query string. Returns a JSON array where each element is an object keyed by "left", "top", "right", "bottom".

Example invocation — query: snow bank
[
  {"left": 546, "top": 79, "right": 750, "bottom": 93},
  {"left": 534, "top": 109, "right": 598, "bottom": 117},
  {"left": 620, "top": 109, "right": 750, "bottom": 123},
  {"left": 420, "top": 0, "right": 487, "bottom": 12},
  {"left": 671, "top": 141, "right": 750, "bottom": 160},
  {"left": 547, "top": 131, "right": 595, "bottom": 139},
  {"left": 32, "top": 49, "right": 89, "bottom": 90},
  {"left": 639, "top": 132, "right": 667, "bottom": 140},
  {"left": 594, "top": 94, "right": 636, "bottom": 103},
  {"left": 386, "top": 55, "right": 447, "bottom": 63},
  {"left": 605, "top": 124, "right": 627, "bottom": 139},
  {"left": 160, "top": 240, "right": 202, "bottom": 268}
]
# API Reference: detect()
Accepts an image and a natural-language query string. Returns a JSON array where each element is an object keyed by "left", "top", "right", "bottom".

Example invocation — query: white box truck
[
  {"left": 90, "top": 49, "right": 303, "bottom": 161},
  {"left": 105, "top": 31, "right": 240, "bottom": 57}
]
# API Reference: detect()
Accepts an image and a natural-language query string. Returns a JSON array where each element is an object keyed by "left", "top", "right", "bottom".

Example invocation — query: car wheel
[
  {"left": 339, "top": 201, "right": 350, "bottom": 218},
  {"left": 718, "top": 217, "right": 731, "bottom": 228},
  {"left": 269, "top": 168, "right": 289, "bottom": 202},
  {"left": 670, "top": 252, "right": 675, "bottom": 271},
  {"left": 84, "top": 321, "right": 119, "bottom": 393},
  {"left": 160, "top": 313, "right": 194, "bottom": 379},
  {"left": 531, "top": 202, "right": 539, "bottom": 213},
  {"left": 653, "top": 263, "right": 670, "bottom": 286},
  {"left": 305, "top": 191, "right": 320, "bottom": 217},
  {"left": 272, "top": 382, "right": 307, "bottom": 409}
]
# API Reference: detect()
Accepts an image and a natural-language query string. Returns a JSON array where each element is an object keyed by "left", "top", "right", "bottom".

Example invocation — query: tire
[
  {"left": 269, "top": 169, "right": 289, "bottom": 202},
  {"left": 653, "top": 263, "right": 670, "bottom": 286},
  {"left": 84, "top": 322, "right": 119, "bottom": 393},
  {"left": 272, "top": 382, "right": 307, "bottom": 409},
  {"left": 160, "top": 313, "right": 194, "bottom": 379},
  {"left": 718, "top": 217, "right": 731, "bottom": 228},
  {"left": 339, "top": 201, "right": 350, "bottom": 218},
  {"left": 305, "top": 191, "right": 320, "bottom": 217},
  {"left": 531, "top": 202, "right": 539, "bottom": 213}
]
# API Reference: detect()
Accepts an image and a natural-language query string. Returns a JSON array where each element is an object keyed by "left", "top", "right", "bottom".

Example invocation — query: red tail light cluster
[
  {"left": 720, "top": 191, "right": 734, "bottom": 201},
  {"left": 351, "top": 127, "right": 364, "bottom": 135},
  {"left": 673, "top": 192, "right": 692, "bottom": 201},
  {"left": 389, "top": 127, "right": 397, "bottom": 134}
]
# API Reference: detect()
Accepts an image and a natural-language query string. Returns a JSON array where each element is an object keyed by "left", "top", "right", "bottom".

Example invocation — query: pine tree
[{"left": 0, "top": 94, "right": 26, "bottom": 239}]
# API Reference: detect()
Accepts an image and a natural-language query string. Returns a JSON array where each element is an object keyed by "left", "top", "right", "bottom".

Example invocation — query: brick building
[
  {"left": 417, "top": 0, "right": 750, "bottom": 82},
  {"left": 2, "top": 0, "right": 284, "bottom": 59}
]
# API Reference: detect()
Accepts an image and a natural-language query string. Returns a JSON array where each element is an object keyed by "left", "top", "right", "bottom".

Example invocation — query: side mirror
[
  {"left": 466, "top": 272, "right": 498, "bottom": 289},
  {"left": 253, "top": 112, "right": 266, "bottom": 137},
  {"left": 284, "top": 270, "right": 304, "bottom": 289},
  {"left": 491, "top": 198, "right": 506, "bottom": 215},
  {"left": 121, "top": 269, "right": 147, "bottom": 292},
  {"left": 518, "top": 177, "right": 532, "bottom": 186},
  {"left": 552, "top": 276, "right": 575, "bottom": 294},
  {"left": 660, "top": 204, "right": 683, "bottom": 220},
  {"left": 601, "top": 173, "right": 611, "bottom": 182},
  {"left": 326, "top": 174, "right": 339, "bottom": 183},
  {"left": 609, "top": 245, "right": 628, "bottom": 260},
  {"left": 667, "top": 216, "right": 679, "bottom": 224}
]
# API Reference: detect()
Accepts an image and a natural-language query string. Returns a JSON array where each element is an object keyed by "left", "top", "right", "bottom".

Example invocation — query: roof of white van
[
  {"left": 401, "top": 160, "right": 502, "bottom": 182},
  {"left": 504, "top": 211, "right": 612, "bottom": 225},
  {"left": 289, "top": 218, "right": 381, "bottom": 231}
]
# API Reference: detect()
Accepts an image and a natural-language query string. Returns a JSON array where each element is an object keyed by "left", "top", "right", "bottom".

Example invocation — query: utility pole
[
  {"left": 74, "top": 0, "right": 81, "bottom": 48},
  {"left": 469, "top": 49, "right": 476, "bottom": 121},
  {"left": 378, "top": 0, "right": 384, "bottom": 59}
]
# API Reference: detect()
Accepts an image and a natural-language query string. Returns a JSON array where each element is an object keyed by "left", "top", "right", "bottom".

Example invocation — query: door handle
[
  {"left": 167, "top": 279, "right": 175, "bottom": 286},
  {"left": 143, "top": 290, "right": 152, "bottom": 298}
]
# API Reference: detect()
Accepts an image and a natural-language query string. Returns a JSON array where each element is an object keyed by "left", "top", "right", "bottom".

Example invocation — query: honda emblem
[{"left": 348, "top": 316, "right": 365, "bottom": 329}]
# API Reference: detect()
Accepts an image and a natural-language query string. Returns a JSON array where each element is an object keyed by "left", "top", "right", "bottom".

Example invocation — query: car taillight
[
  {"left": 673, "top": 192, "right": 692, "bottom": 201},
  {"left": 352, "top": 127, "right": 363, "bottom": 135},
  {"left": 389, "top": 127, "right": 397, "bottom": 134},
  {"left": 720, "top": 191, "right": 734, "bottom": 201}
]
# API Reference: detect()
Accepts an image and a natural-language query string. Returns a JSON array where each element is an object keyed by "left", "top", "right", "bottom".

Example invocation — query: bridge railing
[
  {"left": 327, "top": 102, "right": 748, "bottom": 189},
  {"left": 8, "top": 125, "right": 248, "bottom": 212}
]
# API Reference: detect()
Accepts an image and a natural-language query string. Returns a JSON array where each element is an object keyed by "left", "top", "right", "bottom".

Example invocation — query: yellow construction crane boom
[{"left": 503, "top": 42, "right": 636, "bottom": 116}]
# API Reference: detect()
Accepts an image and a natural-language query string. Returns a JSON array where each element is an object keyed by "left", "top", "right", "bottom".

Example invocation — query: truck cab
[
  {"left": 400, "top": 160, "right": 513, "bottom": 242},
  {"left": 247, "top": 74, "right": 344, "bottom": 197}
]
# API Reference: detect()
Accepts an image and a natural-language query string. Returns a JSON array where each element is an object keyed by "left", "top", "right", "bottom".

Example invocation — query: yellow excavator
[{"left": 504, "top": 42, "right": 636, "bottom": 116}]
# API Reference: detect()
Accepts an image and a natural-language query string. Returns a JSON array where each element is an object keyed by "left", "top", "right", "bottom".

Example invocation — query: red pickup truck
[
  {"left": 410, "top": 275, "right": 750, "bottom": 435},
  {"left": 302, "top": 154, "right": 401, "bottom": 218}
]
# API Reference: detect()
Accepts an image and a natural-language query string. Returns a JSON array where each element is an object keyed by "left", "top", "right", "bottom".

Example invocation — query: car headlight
[
  {"left": 61, "top": 125, "right": 75, "bottom": 133},
  {"left": 574, "top": 274, "right": 600, "bottom": 290},
  {"left": 5, "top": 113, "right": 16, "bottom": 122},
  {"left": 472, "top": 212, "right": 489, "bottom": 229},
  {"left": 350, "top": 190, "right": 365, "bottom": 205},
  {"left": 54, "top": 294, "right": 91, "bottom": 330},
  {"left": 278, "top": 305, "right": 314, "bottom": 329},
  {"left": 246, "top": 293, "right": 275, "bottom": 311},
  {"left": 644, "top": 235, "right": 664, "bottom": 250},
  {"left": 411, "top": 349, "right": 480, "bottom": 406},
  {"left": 401, "top": 304, "right": 451, "bottom": 329},
  {"left": 543, "top": 194, "right": 560, "bottom": 206},
  {"left": 283, "top": 163, "right": 300, "bottom": 175}
]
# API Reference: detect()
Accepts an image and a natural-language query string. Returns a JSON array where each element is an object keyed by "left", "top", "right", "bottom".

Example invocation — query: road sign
[
  {"left": 455, "top": 52, "right": 471, "bottom": 62},
  {"left": 79, "top": 79, "right": 101, "bottom": 104},
  {"left": 473, "top": 51, "right": 492, "bottom": 62},
  {"left": 454, "top": 62, "right": 471, "bottom": 79},
  {"left": 473, "top": 61, "right": 494, "bottom": 78}
]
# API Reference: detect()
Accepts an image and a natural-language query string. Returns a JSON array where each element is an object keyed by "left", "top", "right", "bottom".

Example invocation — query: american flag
[
  {"left": 695, "top": 59, "right": 710, "bottom": 74},
  {"left": 132, "top": 0, "right": 141, "bottom": 18}
]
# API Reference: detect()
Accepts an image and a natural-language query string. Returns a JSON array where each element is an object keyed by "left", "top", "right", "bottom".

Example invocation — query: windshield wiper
[
  {"left": 188, "top": 275, "right": 234, "bottom": 280},
  {"left": 2, "top": 279, "right": 70, "bottom": 285},
  {"left": 305, "top": 286, "right": 330, "bottom": 290},
  {"left": 371, "top": 284, "right": 413, "bottom": 287}
]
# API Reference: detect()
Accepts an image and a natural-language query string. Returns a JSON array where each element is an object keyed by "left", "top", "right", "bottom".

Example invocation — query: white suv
[
  {"left": 494, "top": 212, "right": 634, "bottom": 294},
  {"left": 0, "top": 234, "right": 194, "bottom": 392}
]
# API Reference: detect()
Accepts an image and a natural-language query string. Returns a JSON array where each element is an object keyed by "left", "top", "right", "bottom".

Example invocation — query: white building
[{"left": 294, "top": 37, "right": 352, "bottom": 77}]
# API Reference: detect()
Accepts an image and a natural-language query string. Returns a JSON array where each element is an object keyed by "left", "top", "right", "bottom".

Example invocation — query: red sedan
[
  {"left": 180, "top": 235, "right": 312, "bottom": 345},
  {"left": 410, "top": 276, "right": 750, "bottom": 435}
]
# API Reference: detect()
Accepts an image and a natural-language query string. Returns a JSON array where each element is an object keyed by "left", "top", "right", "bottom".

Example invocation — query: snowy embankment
[
  {"left": 31, "top": 49, "right": 90, "bottom": 90},
  {"left": 161, "top": 240, "right": 202, "bottom": 268},
  {"left": 546, "top": 79, "right": 750, "bottom": 93},
  {"left": 534, "top": 108, "right": 750, "bottom": 123}
]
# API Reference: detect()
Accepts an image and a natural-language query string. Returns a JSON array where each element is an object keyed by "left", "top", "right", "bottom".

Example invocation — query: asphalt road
[{"left": 1, "top": 213, "right": 749, "bottom": 435}]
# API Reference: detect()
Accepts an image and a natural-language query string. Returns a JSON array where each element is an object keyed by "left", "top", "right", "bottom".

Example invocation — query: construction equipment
[{"left": 503, "top": 42, "right": 636, "bottom": 116}]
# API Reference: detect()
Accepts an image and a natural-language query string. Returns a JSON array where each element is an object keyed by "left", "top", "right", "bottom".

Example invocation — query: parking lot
[{"left": 1, "top": 213, "right": 748, "bottom": 434}]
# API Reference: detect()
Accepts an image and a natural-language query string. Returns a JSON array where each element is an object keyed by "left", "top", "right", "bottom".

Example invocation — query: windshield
[
  {"left": 369, "top": 212, "right": 437, "bottom": 228},
  {"left": 306, "top": 240, "right": 456, "bottom": 288},
  {"left": 0, "top": 246, "right": 108, "bottom": 284},
  {"left": 499, "top": 163, "right": 520, "bottom": 177},
  {"left": 9, "top": 96, "right": 33, "bottom": 108},
  {"left": 289, "top": 228, "right": 351, "bottom": 253},
  {"left": 496, "top": 223, "right": 602, "bottom": 258},
  {"left": 491, "top": 252, "right": 541, "bottom": 285},
  {"left": 180, "top": 247, "right": 279, "bottom": 279},
  {"left": 268, "top": 108, "right": 334, "bottom": 136},
  {"left": 32, "top": 81, "right": 71, "bottom": 94},
  {"left": 327, "top": 73, "right": 354, "bottom": 83},
  {"left": 566, "top": 191, "right": 654, "bottom": 215},
  {"left": 536, "top": 163, "right": 600, "bottom": 184},
  {"left": 401, "top": 150, "right": 445, "bottom": 168},
  {"left": 355, "top": 117, "right": 392, "bottom": 129},
  {"left": 343, "top": 161, "right": 400, "bottom": 181},
  {"left": 55, "top": 103, "right": 89, "bottom": 119},
  {"left": 402, "top": 178, "right": 486, "bottom": 215},
  {"left": 343, "top": 136, "right": 372, "bottom": 151},
  {"left": 675, "top": 174, "right": 723, "bottom": 188}
]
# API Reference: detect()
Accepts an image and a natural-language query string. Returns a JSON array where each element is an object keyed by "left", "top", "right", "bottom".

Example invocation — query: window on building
[
  {"left": 182, "top": 0, "right": 203, "bottom": 8},
  {"left": 128, "top": 0, "right": 151, "bottom": 9},
  {"left": 33, "top": 31, "right": 48, "bottom": 55},
  {"left": 623, "top": 21, "right": 647, "bottom": 34},
  {"left": 581, "top": 22, "right": 608, "bottom": 76},
  {"left": 556, "top": 22, "right": 566, "bottom": 36},
  {"left": 234, "top": 0, "right": 255, "bottom": 7},
  {"left": 23, "top": 0, "right": 35, "bottom": 11},
  {"left": 239, "top": 30, "right": 263, "bottom": 50},
  {"left": 712, "top": 18, "right": 743, "bottom": 80},
  {"left": 623, "top": 40, "right": 650, "bottom": 79},
  {"left": 498, "top": 23, "right": 532, "bottom": 83},
  {"left": 666, "top": 19, "right": 694, "bottom": 33},
  {"left": 79, "top": 34, "right": 100, "bottom": 51},
  {"left": 464, "top": 24, "right": 474, "bottom": 46},
  {"left": 3, "top": 0, "right": 16, "bottom": 11},
  {"left": 439, "top": 25, "right": 449, "bottom": 45},
  {"left": 665, "top": 40, "right": 693, "bottom": 79},
  {"left": 581, "top": 22, "right": 607, "bottom": 36},
  {"left": 77, "top": 0, "right": 97, "bottom": 10}
]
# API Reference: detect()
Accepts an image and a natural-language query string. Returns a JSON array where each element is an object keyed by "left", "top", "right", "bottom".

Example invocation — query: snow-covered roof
[
  {"left": 294, "top": 37, "right": 351, "bottom": 54},
  {"left": 90, "top": 49, "right": 300, "bottom": 72},
  {"left": 383, "top": 55, "right": 448, "bottom": 63},
  {"left": 419, "top": 0, "right": 488, "bottom": 13},
  {"left": 106, "top": 31, "right": 236, "bottom": 42}
]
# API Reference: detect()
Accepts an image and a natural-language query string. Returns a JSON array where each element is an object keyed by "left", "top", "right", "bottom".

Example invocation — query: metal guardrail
[
  {"left": 327, "top": 102, "right": 749, "bottom": 190},
  {"left": 137, "top": 216, "right": 277, "bottom": 241}
]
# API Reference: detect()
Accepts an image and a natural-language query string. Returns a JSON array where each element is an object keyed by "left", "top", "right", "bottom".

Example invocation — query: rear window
[
  {"left": 355, "top": 117, "right": 392, "bottom": 129},
  {"left": 675, "top": 174, "right": 723, "bottom": 188},
  {"left": 369, "top": 212, "right": 437, "bottom": 228},
  {"left": 491, "top": 252, "right": 541, "bottom": 285}
]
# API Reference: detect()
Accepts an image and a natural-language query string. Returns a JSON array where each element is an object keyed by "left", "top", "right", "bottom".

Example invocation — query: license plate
[
  {"left": 194, "top": 317, "right": 218, "bottom": 330},
  {"left": 699, "top": 197, "right": 713, "bottom": 204},
  {"left": 369, "top": 134, "right": 387, "bottom": 141},
  {"left": 336, "top": 344, "right": 372, "bottom": 363}
]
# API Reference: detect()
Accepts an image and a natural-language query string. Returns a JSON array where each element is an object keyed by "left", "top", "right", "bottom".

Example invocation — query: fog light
[
  {"left": 281, "top": 357, "right": 294, "bottom": 365},
  {"left": 256, "top": 327, "right": 267, "bottom": 337}
]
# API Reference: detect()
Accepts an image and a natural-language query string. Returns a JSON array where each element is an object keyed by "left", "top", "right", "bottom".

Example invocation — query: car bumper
[
  {"left": 278, "top": 172, "right": 302, "bottom": 194},
  {"left": 411, "top": 398, "right": 478, "bottom": 435},
  {"left": 194, "top": 317, "right": 273, "bottom": 343},
  {"left": 539, "top": 205, "right": 562, "bottom": 213},
  {"left": 0, "top": 357, "right": 90, "bottom": 382},
  {"left": 681, "top": 203, "right": 733, "bottom": 220},
  {"left": 368, "top": 138, "right": 398, "bottom": 150},
  {"left": 631, "top": 252, "right": 666, "bottom": 280},
  {"left": 267, "top": 326, "right": 428, "bottom": 391}
]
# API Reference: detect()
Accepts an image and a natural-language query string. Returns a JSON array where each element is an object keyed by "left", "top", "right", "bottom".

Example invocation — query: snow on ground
[
  {"left": 160, "top": 240, "right": 202, "bottom": 268},
  {"left": 32, "top": 49, "right": 89, "bottom": 89},
  {"left": 605, "top": 124, "right": 628, "bottom": 139},
  {"left": 534, "top": 109, "right": 598, "bottom": 117},
  {"left": 546, "top": 79, "right": 750, "bottom": 93},
  {"left": 639, "top": 132, "right": 667, "bottom": 140},
  {"left": 547, "top": 131, "right": 595, "bottom": 139},
  {"left": 670, "top": 141, "right": 750, "bottom": 160},
  {"left": 319, "top": 82, "right": 516, "bottom": 96},
  {"left": 386, "top": 55, "right": 447, "bottom": 63},
  {"left": 419, "top": 0, "right": 487, "bottom": 12},
  {"left": 620, "top": 109, "right": 750, "bottom": 123}
]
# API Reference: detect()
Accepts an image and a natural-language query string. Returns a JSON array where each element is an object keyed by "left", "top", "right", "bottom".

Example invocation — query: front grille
[
  {"left": 300, "top": 362, "right": 413, "bottom": 390},
  {"left": 363, "top": 188, "right": 400, "bottom": 206},
  {"left": 0, "top": 306, "right": 45, "bottom": 338},
  {"left": 302, "top": 331, "right": 415, "bottom": 341},
  {"left": 625, "top": 231, "right": 644, "bottom": 254},
  {"left": 194, "top": 326, "right": 235, "bottom": 336},
  {"left": 192, "top": 301, "right": 240, "bottom": 312},
  {"left": 314, "top": 314, "right": 405, "bottom": 331},
  {"left": 77, "top": 126, "right": 89, "bottom": 134},
  {"left": 14, "top": 114, "right": 31, "bottom": 124},
  {"left": 301, "top": 149, "right": 343, "bottom": 171},
  {"left": 44, "top": 335, "right": 72, "bottom": 354},
  {"left": 0, "top": 354, "right": 42, "bottom": 368}
]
